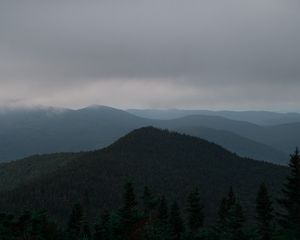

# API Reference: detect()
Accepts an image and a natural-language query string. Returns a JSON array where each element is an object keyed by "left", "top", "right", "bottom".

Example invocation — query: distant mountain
[
  {"left": 128, "top": 109, "right": 300, "bottom": 125},
  {"left": 0, "top": 127, "right": 288, "bottom": 223},
  {"left": 0, "top": 106, "right": 293, "bottom": 164},
  {"left": 159, "top": 115, "right": 298, "bottom": 156},
  {"left": 0, "top": 106, "right": 151, "bottom": 161}
]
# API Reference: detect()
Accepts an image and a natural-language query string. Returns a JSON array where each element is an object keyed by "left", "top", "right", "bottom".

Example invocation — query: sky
[{"left": 1, "top": 0, "right": 300, "bottom": 111}]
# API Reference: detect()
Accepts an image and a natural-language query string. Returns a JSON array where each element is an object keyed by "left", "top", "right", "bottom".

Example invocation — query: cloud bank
[{"left": 1, "top": 0, "right": 299, "bottom": 110}]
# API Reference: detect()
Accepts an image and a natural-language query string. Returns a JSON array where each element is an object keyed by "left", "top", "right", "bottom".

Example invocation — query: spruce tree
[
  {"left": 186, "top": 187, "right": 204, "bottom": 234},
  {"left": 119, "top": 181, "right": 138, "bottom": 239},
  {"left": 227, "top": 186, "right": 236, "bottom": 209},
  {"left": 17, "top": 210, "right": 32, "bottom": 238},
  {"left": 158, "top": 196, "right": 169, "bottom": 224},
  {"left": 217, "top": 198, "right": 228, "bottom": 229},
  {"left": 216, "top": 187, "right": 246, "bottom": 240},
  {"left": 81, "top": 190, "right": 91, "bottom": 239},
  {"left": 169, "top": 201, "right": 185, "bottom": 240},
  {"left": 229, "top": 201, "right": 245, "bottom": 240},
  {"left": 256, "top": 183, "right": 273, "bottom": 240},
  {"left": 68, "top": 203, "right": 83, "bottom": 238},
  {"left": 122, "top": 182, "right": 137, "bottom": 211},
  {"left": 217, "top": 187, "right": 236, "bottom": 230},
  {"left": 94, "top": 210, "right": 111, "bottom": 240},
  {"left": 142, "top": 186, "right": 156, "bottom": 219},
  {"left": 278, "top": 148, "right": 300, "bottom": 234}
]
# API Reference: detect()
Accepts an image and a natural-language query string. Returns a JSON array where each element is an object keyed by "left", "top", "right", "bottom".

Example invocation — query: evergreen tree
[
  {"left": 119, "top": 181, "right": 138, "bottom": 239},
  {"left": 68, "top": 203, "right": 83, "bottom": 238},
  {"left": 142, "top": 186, "right": 156, "bottom": 219},
  {"left": 169, "top": 201, "right": 185, "bottom": 240},
  {"left": 256, "top": 183, "right": 274, "bottom": 240},
  {"left": 81, "top": 222, "right": 91, "bottom": 240},
  {"left": 94, "top": 210, "right": 111, "bottom": 240},
  {"left": 121, "top": 182, "right": 137, "bottom": 212},
  {"left": 186, "top": 187, "right": 204, "bottom": 234},
  {"left": 278, "top": 148, "right": 300, "bottom": 234},
  {"left": 217, "top": 187, "right": 236, "bottom": 230},
  {"left": 158, "top": 196, "right": 169, "bottom": 224},
  {"left": 216, "top": 188, "right": 246, "bottom": 240},
  {"left": 81, "top": 191, "right": 91, "bottom": 239},
  {"left": 229, "top": 201, "right": 245, "bottom": 240},
  {"left": 31, "top": 211, "right": 50, "bottom": 239},
  {"left": 217, "top": 198, "right": 228, "bottom": 229},
  {"left": 227, "top": 187, "right": 236, "bottom": 209},
  {"left": 109, "top": 212, "right": 123, "bottom": 240},
  {"left": 17, "top": 210, "right": 32, "bottom": 238},
  {"left": 145, "top": 196, "right": 172, "bottom": 240}
]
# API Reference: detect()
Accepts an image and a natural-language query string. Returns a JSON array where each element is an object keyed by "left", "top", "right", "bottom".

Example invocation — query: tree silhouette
[
  {"left": 278, "top": 148, "right": 300, "bottom": 235},
  {"left": 256, "top": 183, "right": 274, "bottom": 240},
  {"left": 186, "top": 187, "right": 204, "bottom": 234},
  {"left": 169, "top": 201, "right": 185, "bottom": 240},
  {"left": 68, "top": 203, "right": 83, "bottom": 238}
]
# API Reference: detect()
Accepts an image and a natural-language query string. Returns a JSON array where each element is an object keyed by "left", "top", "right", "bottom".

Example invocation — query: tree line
[{"left": 0, "top": 149, "right": 299, "bottom": 240}]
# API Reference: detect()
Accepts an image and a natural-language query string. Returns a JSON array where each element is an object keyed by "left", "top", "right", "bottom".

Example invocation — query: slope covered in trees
[
  {"left": 0, "top": 140, "right": 299, "bottom": 239},
  {"left": 0, "top": 127, "right": 288, "bottom": 225},
  {"left": 0, "top": 152, "right": 82, "bottom": 191}
]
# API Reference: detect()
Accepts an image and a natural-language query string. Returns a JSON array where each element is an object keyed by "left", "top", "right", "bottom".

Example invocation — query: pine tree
[
  {"left": 94, "top": 210, "right": 111, "bottom": 240},
  {"left": 31, "top": 211, "right": 49, "bottom": 239},
  {"left": 229, "top": 201, "right": 245, "bottom": 240},
  {"left": 81, "top": 190, "right": 91, "bottom": 239},
  {"left": 227, "top": 186, "right": 236, "bottom": 209},
  {"left": 158, "top": 196, "right": 169, "bottom": 224},
  {"left": 146, "top": 196, "right": 172, "bottom": 240},
  {"left": 68, "top": 203, "right": 83, "bottom": 238},
  {"left": 169, "top": 201, "right": 185, "bottom": 240},
  {"left": 122, "top": 182, "right": 137, "bottom": 211},
  {"left": 278, "top": 148, "right": 300, "bottom": 234},
  {"left": 216, "top": 187, "right": 246, "bottom": 240},
  {"left": 217, "top": 187, "right": 236, "bottom": 229},
  {"left": 256, "top": 183, "right": 274, "bottom": 240},
  {"left": 142, "top": 186, "right": 156, "bottom": 219},
  {"left": 119, "top": 181, "right": 138, "bottom": 239},
  {"left": 186, "top": 187, "right": 204, "bottom": 234},
  {"left": 17, "top": 210, "right": 32, "bottom": 238},
  {"left": 217, "top": 198, "right": 228, "bottom": 228}
]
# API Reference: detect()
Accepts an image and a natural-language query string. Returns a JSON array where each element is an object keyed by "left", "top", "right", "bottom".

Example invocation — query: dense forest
[
  {"left": 0, "top": 128, "right": 288, "bottom": 224},
  {"left": 0, "top": 148, "right": 299, "bottom": 239}
]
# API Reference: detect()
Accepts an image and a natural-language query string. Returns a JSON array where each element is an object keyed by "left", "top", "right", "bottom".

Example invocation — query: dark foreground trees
[
  {"left": 256, "top": 183, "right": 274, "bottom": 240},
  {"left": 277, "top": 148, "right": 300, "bottom": 239},
  {"left": 186, "top": 187, "right": 204, "bottom": 235},
  {"left": 0, "top": 149, "right": 299, "bottom": 240}
]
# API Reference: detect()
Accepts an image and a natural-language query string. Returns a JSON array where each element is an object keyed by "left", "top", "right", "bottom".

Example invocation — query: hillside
[
  {"left": 0, "top": 127, "right": 288, "bottom": 224},
  {"left": 0, "top": 152, "right": 82, "bottom": 191},
  {"left": 0, "top": 106, "right": 291, "bottom": 165}
]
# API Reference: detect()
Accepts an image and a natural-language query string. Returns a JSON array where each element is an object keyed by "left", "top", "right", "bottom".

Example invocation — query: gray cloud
[{"left": 0, "top": 0, "right": 300, "bottom": 110}]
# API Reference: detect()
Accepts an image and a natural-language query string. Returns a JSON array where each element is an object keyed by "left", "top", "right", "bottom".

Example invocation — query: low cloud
[{"left": 0, "top": 0, "right": 300, "bottom": 110}]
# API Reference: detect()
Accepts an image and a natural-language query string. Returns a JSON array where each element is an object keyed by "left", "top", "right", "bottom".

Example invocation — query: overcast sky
[{"left": 1, "top": 0, "right": 300, "bottom": 111}]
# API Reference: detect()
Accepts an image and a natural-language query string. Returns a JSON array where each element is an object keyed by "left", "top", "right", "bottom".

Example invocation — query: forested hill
[
  {"left": 0, "top": 152, "right": 82, "bottom": 191},
  {"left": 0, "top": 127, "right": 288, "bottom": 223}
]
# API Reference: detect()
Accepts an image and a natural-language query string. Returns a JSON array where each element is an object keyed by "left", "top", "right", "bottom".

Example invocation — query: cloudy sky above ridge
[{"left": 1, "top": 0, "right": 300, "bottom": 110}]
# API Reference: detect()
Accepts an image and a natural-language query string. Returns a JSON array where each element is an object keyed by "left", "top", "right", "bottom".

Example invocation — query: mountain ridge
[
  {"left": 0, "top": 127, "right": 288, "bottom": 223},
  {"left": 0, "top": 106, "right": 296, "bottom": 164}
]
